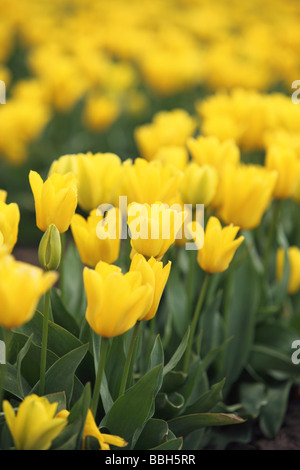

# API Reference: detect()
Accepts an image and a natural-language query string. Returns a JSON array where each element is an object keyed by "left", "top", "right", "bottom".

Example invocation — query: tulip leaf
[
  {"left": 16, "top": 333, "right": 33, "bottom": 398},
  {"left": 101, "top": 364, "right": 163, "bottom": 447},
  {"left": 134, "top": 418, "right": 169, "bottom": 450},
  {"left": 150, "top": 334, "right": 164, "bottom": 370},
  {"left": 185, "top": 378, "right": 226, "bottom": 414},
  {"left": 156, "top": 392, "right": 185, "bottom": 419},
  {"left": 0, "top": 363, "right": 31, "bottom": 400},
  {"left": 45, "top": 391, "right": 67, "bottom": 413},
  {"left": 30, "top": 343, "right": 89, "bottom": 406},
  {"left": 163, "top": 327, "right": 190, "bottom": 376},
  {"left": 249, "top": 344, "right": 300, "bottom": 377},
  {"left": 161, "top": 370, "right": 187, "bottom": 393},
  {"left": 259, "top": 381, "right": 292, "bottom": 439},
  {"left": 150, "top": 437, "right": 183, "bottom": 450},
  {"left": 60, "top": 241, "right": 86, "bottom": 323},
  {"left": 218, "top": 254, "right": 261, "bottom": 394},
  {"left": 166, "top": 266, "right": 188, "bottom": 337},
  {"left": 168, "top": 413, "right": 245, "bottom": 437},
  {"left": 51, "top": 288, "right": 80, "bottom": 337}
]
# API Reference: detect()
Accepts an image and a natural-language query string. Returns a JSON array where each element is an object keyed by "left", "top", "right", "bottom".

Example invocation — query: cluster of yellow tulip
[{"left": 1, "top": 0, "right": 300, "bottom": 165}]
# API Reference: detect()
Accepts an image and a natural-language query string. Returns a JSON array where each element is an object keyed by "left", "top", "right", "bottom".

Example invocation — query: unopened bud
[{"left": 38, "top": 224, "right": 61, "bottom": 271}]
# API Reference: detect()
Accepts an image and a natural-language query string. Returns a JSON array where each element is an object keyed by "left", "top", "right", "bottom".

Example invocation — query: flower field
[{"left": 1, "top": 0, "right": 300, "bottom": 451}]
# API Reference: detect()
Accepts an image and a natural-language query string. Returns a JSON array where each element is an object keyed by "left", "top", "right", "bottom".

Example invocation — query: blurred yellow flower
[
  {"left": 121, "top": 158, "right": 183, "bottom": 206},
  {"left": 29, "top": 170, "right": 77, "bottom": 233},
  {"left": 276, "top": 246, "right": 300, "bottom": 294},
  {"left": 83, "top": 261, "right": 153, "bottom": 338},
  {"left": 83, "top": 93, "right": 120, "bottom": 132},
  {"left": 197, "top": 216, "right": 244, "bottom": 274},
  {"left": 3, "top": 395, "right": 67, "bottom": 450},
  {"left": 152, "top": 145, "right": 188, "bottom": 172},
  {"left": 0, "top": 199, "right": 20, "bottom": 258},
  {"left": 217, "top": 164, "right": 278, "bottom": 230},
  {"left": 180, "top": 162, "right": 218, "bottom": 207},
  {"left": 75, "top": 152, "right": 123, "bottom": 212},
  {"left": 71, "top": 208, "right": 121, "bottom": 267},
  {"left": 265, "top": 145, "right": 300, "bottom": 199},
  {"left": 0, "top": 255, "right": 58, "bottom": 329},
  {"left": 130, "top": 253, "right": 171, "bottom": 321},
  {"left": 128, "top": 202, "right": 185, "bottom": 260}
]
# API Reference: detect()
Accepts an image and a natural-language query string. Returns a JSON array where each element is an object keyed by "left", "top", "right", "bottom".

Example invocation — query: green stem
[
  {"left": 144, "top": 317, "right": 155, "bottom": 372},
  {"left": 39, "top": 289, "right": 51, "bottom": 396},
  {"left": 183, "top": 273, "right": 210, "bottom": 373},
  {"left": 91, "top": 337, "right": 109, "bottom": 417},
  {"left": 119, "top": 322, "right": 140, "bottom": 397}
]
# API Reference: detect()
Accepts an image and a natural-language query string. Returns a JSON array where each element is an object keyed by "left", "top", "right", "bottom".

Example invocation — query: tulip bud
[{"left": 38, "top": 224, "right": 61, "bottom": 271}]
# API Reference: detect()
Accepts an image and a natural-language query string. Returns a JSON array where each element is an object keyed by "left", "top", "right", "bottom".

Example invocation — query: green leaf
[
  {"left": 31, "top": 343, "right": 89, "bottom": 406},
  {"left": 101, "top": 364, "right": 163, "bottom": 446},
  {"left": 150, "top": 335, "right": 164, "bottom": 370},
  {"left": 150, "top": 438, "right": 183, "bottom": 450},
  {"left": 0, "top": 363, "right": 31, "bottom": 400},
  {"left": 60, "top": 241, "right": 86, "bottom": 323},
  {"left": 249, "top": 344, "right": 300, "bottom": 377},
  {"left": 51, "top": 288, "right": 80, "bottom": 337},
  {"left": 156, "top": 392, "right": 185, "bottom": 419},
  {"left": 16, "top": 333, "right": 33, "bottom": 398},
  {"left": 185, "top": 378, "right": 226, "bottom": 414},
  {"left": 105, "top": 335, "right": 126, "bottom": 402},
  {"left": 161, "top": 370, "right": 187, "bottom": 394},
  {"left": 259, "top": 381, "right": 292, "bottom": 439},
  {"left": 163, "top": 328, "right": 189, "bottom": 376},
  {"left": 166, "top": 266, "right": 188, "bottom": 337},
  {"left": 134, "top": 418, "right": 169, "bottom": 450},
  {"left": 218, "top": 253, "right": 261, "bottom": 394},
  {"left": 168, "top": 413, "right": 245, "bottom": 437}
]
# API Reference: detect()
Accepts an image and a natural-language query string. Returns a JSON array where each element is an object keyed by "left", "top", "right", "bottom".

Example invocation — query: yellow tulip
[
  {"left": 130, "top": 253, "right": 171, "bottom": 321},
  {"left": 29, "top": 170, "right": 77, "bottom": 233},
  {"left": 82, "top": 409, "right": 127, "bottom": 450},
  {"left": 3, "top": 395, "right": 67, "bottom": 450},
  {"left": 187, "top": 136, "right": 240, "bottom": 176},
  {"left": 0, "top": 190, "right": 7, "bottom": 202},
  {"left": 180, "top": 162, "right": 218, "bottom": 207},
  {"left": 83, "top": 261, "right": 154, "bottom": 338},
  {"left": 276, "top": 246, "right": 300, "bottom": 294},
  {"left": 265, "top": 145, "right": 300, "bottom": 199},
  {"left": 71, "top": 208, "right": 121, "bottom": 267},
  {"left": 48, "top": 154, "right": 78, "bottom": 177},
  {"left": 0, "top": 255, "right": 58, "bottom": 329},
  {"left": 128, "top": 202, "right": 185, "bottom": 260},
  {"left": 121, "top": 158, "right": 183, "bottom": 205},
  {"left": 56, "top": 409, "right": 127, "bottom": 450},
  {"left": 217, "top": 164, "right": 278, "bottom": 230},
  {"left": 197, "top": 216, "right": 244, "bottom": 274},
  {"left": 75, "top": 152, "right": 123, "bottom": 212},
  {"left": 0, "top": 199, "right": 20, "bottom": 258},
  {"left": 152, "top": 145, "right": 188, "bottom": 171}
]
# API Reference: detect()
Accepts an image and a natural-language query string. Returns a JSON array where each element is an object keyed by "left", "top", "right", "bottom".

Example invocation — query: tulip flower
[
  {"left": 197, "top": 216, "right": 244, "bottom": 274},
  {"left": 128, "top": 202, "right": 186, "bottom": 260},
  {"left": 0, "top": 199, "right": 20, "bottom": 258},
  {"left": 56, "top": 409, "right": 127, "bottom": 450},
  {"left": 180, "top": 162, "right": 218, "bottom": 207},
  {"left": 29, "top": 170, "right": 77, "bottom": 233},
  {"left": 130, "top": 253, "right": 171, "bottom": 321},
  {"left": 3, "top": 395, "right": 67, "bottom": 450},
  {"left": 217, "top": 164, "right": 278, "bottom": 230},
  {"left": 276, "top": 246, "right": 300, "bottom": 294},
  {"left": 75, "top": 152, "right": 123, "bottom": 212},
  {"left": 265, "top": 145, "right": 300, "bottom": 199},
  {"left": 121, "top": 158, "right": 183, "bottom": 205},
  {"left": 71, "top": 208, "right": 121, "bottom": 267},
  {"left": 83, "top": 261, "right": 154, "bottom": 338},
  {"left": 0, "top": 255, "right": 58, "bottom": 330},
  {"left": 0, "top": 190, "right": 7, "bottom": 202}
]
